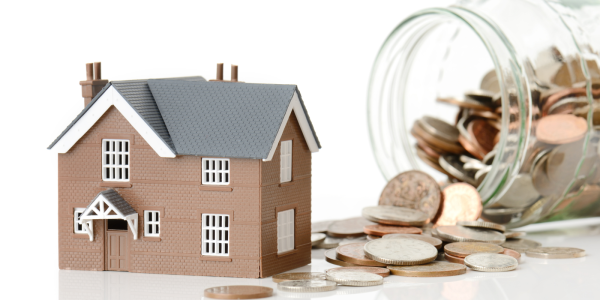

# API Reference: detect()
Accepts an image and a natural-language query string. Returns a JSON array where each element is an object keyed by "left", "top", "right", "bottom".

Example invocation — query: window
[
  {"left": 102, "top": 139, "right": 130, "bottom": 181},
  {"left": 202, "top": 214, "right": 229, "bottom": 256},
  {"left": 202, "top": 158, "right": 230, "bottom": 185},
  {"left": 277, "top": 209, "right": 295, "bottom": 254},
  {"left": 74, "top": 208, "right": 87, "bottom": 234},
  {"left": 144, "top": 211, "right": 160, "bottom": 237},
  {"left": 280, "top": 140, "right": 292, "bottom": 183}
]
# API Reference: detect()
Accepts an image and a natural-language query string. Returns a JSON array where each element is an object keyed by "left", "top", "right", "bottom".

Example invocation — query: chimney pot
[
  {"left": 231, "top": 65, "right": 238, "bottom": 82},
  {"left": 216, "top": 63, "right": 224, "bottom": 81},
  {"left": 86, "top": 63, "right": 93, "bottom": 81},
  {"left": 93, "top": 62, "right": 102, "bottom": 80}
]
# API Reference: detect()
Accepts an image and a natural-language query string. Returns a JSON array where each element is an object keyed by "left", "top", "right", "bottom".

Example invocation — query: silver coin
[
  {"left": 464, "top": 253, "right": 518, "bottom": 272},
  {"left": 417, "top": 116, "right": 459, "bottom": 143},
  {"left": 435, "top": 226, "right": 506, "bottom": 244},
  {"left": 312, "top": 220, "right": 335, "bottom": 233},
  {"left": 439, "top": 154, "right": 477, "bottom": 186},
  {"left": 495, "top": 174, "right": 540, "bottom": 208},
  {"left": 547, "top": 96, "right": 588, "bottom": 115},
  {"left": 503, "top": 231, "right": 526, "bottom": 239},
  {"left": 338, "top": 236, "right": 368, "bottom": 246},
  {"left": 457, "top": 220, "right": 506, "bottom": 232},
  {"left": 362, "top": 206, "right": 428, "bottom": 226},
  {"left": 363, "top": 239, "right": 437, "bottom": 265},
  {"left": 483, "top": 207, "right": 524, "bottom": 216},
  {"left": 311, "top": 233, "right": 327, "bottom": 246},
  {"left": 326, "top": 271, "right": 383, "bottom": 286},
  {"left": 313, "top": 236, "right": 343, "bottom": 249},
  {"left": 525, "top": 247, "right": 586, "bottom": 259},
  {"left": 501, "top": 239, "right": 541, "bottom": 253},
  {"left": 277, "top": 280, "right": 337, "bottom": 293},
  {"left": 480, "top": 70, "right": 500, "bottom": 94}
]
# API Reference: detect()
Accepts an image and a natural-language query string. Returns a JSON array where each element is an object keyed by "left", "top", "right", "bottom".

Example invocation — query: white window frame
[
  {"left": 74, "top": 208, "right": 90, "bottom": 234},
  {"left": 202, "top": 213, "right": 230, "bottom": 256},
  {"left": 277, "top": 209, "right": 295, "bottom": 254},
  {"left": 102, "top": 139, "right": 130, "bottom": 182},
  {"left": 202, "top": 158, "right": 230, "bottom": 185},
  {"left": 280, "top": 140, "right": 292, "bottom": 183},
  {"left": 144, "top": 211, "right": 160, "bottom": 237}
]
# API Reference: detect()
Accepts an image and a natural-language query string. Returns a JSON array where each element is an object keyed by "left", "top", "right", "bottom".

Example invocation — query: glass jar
[{"left": 367, "top": 0, "right": 600, "bottom": 228}]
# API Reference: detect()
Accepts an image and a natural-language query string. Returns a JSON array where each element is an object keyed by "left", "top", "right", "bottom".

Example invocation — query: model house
[{"left": 48, "top": 62, "right": 320, "bottom": 278}]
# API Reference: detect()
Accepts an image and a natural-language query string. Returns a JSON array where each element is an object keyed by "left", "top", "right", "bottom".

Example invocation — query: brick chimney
[
  {"left": 80, "top": 62, "right": 109, "bottom": 107},
  {"left": 210, "top": 63, "right": 241, "bottom": 82}
]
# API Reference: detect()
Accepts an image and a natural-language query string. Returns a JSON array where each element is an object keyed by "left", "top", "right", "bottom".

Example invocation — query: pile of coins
[{"left": 410, "top": 56, "right": 600, "bottom": 225}]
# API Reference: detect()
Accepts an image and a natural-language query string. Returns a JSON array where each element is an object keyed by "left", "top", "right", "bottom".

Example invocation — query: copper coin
[
  {"left": 387, "top": 261, "right": 466, "bottom": 277},
  {"left": 458, "top": 134, "right": 484, "bottom": 160},
  {"left": 412, "top": 121, "right": 465, "bottom": 154},
  {"left": 536, "top": 114, "right": 587, "bottom": 145},
  {"left": 541, "top": 87, "right": 587, "bottom": 116},
  {"left": 416, "top": 146, "right": 450, "bottom": 175},
  {"left": 435, "top": 183, "right": 482, "bottom": 226},
  {"left": 503, "top": 248, "right": 521, "bottom": 263},
  {"left": 336, "top": 243, "right": 386, "bottom": 267},
  {"left": 204, "top": 286, "right": 273, "bottom": 299},
  {"left": 437, "top": 97, "right": 493, "bottom": 111},
  {"left": 468, "top": 118, "right": 498, "bottom": 155},
  {"left": 417, "top": 141, "right": 441, "bottom": 159},
  {"left": 444, "top": 242, "right": 504, "bottom": 258},
  {"left": 324, "top": 248, "right": 362, "bottom": 267},
  {"left": 379, "top": 170, "right": 442, "bottom": 222},
  {"left": 327, "top": 217, "right": 374, "bottom": 238},
  {"left": 364, "top": 224, "right": 422, "bottom": 236},
  {"left": 382, "top": 233, "right": 443, "bottom": 249},
  {"left": 444, "top": 252, "right": 465, "bottom": 264},
  {"left": 326, "top": 266, "right": 390, "bottom": 278}
]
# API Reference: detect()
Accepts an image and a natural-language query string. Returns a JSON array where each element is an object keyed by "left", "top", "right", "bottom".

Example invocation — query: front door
[{"left": 106, "top": 231, "right": 128, "bottom": 271}]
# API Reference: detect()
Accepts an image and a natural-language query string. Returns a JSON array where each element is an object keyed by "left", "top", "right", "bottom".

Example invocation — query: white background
[{"left": 0, "top": 0, "right": 452, "bottom": 298}]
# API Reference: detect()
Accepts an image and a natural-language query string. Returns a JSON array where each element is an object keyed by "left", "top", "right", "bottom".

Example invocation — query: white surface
[{"left": 55, "top": 223, "right": 600, "bottom": 300}]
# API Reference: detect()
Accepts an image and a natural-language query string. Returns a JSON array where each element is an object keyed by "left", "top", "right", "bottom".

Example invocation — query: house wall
[
  {"left": 58, "top": 106, "right": 264, "bottom": 278},
  {"left": 260, "top": 113, "right": 312, "bottom": 277}
]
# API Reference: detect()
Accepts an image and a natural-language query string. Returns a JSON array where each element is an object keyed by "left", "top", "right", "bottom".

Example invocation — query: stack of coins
[{"left": 409, "top": 58, "right": 600, "bottom": 225}]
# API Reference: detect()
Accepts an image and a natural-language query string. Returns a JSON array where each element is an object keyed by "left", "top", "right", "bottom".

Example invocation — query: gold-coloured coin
[
  {"left": 443, "top": 252, "right": 465, "bottom": 264},
  {"left": 501, "top": 239, "right": 541, "bottom": 253},
  {"left": 387, "top": 261, "right": 466, "bottom": 277},
  {"left": 456, "top": 221, "right": 506, "bottom": 232},
  {"left": 204, "top": 286, "right": 273, "bottom": 299},
  {"left": 444, "top": 242, "right": 504, "bottom": 258},
  {"left": 272, "top": 272, "right": 327, "bottom": 283},
  {"left": 324, "top": 248, "right": 362, "bottom": 267},
  {"left": 336, "top": 243, "right": 386, "bottom": 267}
]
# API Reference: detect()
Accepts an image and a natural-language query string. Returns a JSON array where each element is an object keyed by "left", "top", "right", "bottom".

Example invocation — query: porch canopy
[{"left": 79, "top": 189, "right": 138, "bottom": 241}]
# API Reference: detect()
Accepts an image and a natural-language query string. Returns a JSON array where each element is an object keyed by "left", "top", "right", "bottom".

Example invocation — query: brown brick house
[{"left": 48, "top": 63, "right": 321, "bottom": 278}]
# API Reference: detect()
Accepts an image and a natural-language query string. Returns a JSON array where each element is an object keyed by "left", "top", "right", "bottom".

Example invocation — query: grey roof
[
  {"left": 49, "top": 76, "right": 320, "bottom": 159},
  {"left": 85, "top": 189, "right": 137, "bottom": 217},
  {"left": 148, "top": 80, "right": 320, "bottom": 159}
]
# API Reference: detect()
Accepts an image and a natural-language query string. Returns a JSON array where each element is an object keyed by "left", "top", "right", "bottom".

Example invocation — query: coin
[
  {"left": 464, "top": 253, "right": 518, "bottom": 272},
  {"left": 204, "top": 286, "right": 273, "bottom": 299},
  {"left": 437, "top": 96, "right": 493, "bottom": 111},
  {"left": 378, "top": 170, "right": 442, "bottom": 222},
  {"left": 313, "top": 236, "right": 343, "bottom": 249},
  {"left": 311, "top": 233, "right": 326, "bottom": 246},
  {"left": 525, "top": 247, "right": 586, "bottom": 259},
  {"left": 503, "top": 231, "right": 526, "bottom": 239},
  {"left": 456, "top": 221, "right": 506, "bottom": 232},
  {"left": 457, "top": 134, "right": 484, "bottom": 160},
  {"left": 363, "top": 224, "right": 423, "bottom": 236},
  {"left": 416, "top": 146, "right": 450, "bottom": 174},
  {"left": 468, "top": 118, "right": 498, "bottom": 155},
  {"left": 412, "top": 120, "right": 465, "bottom": 154},
  {"left": 326, "top": 271, "right": 384, "bottom": 286},
  {"left": 444, "top": 252, "right": 465, "bottom": 264},
  {"left": 494, "top": 174, "right": 541, "bottom": 208},
  {"left": 435, "top": 226, "right": 506, "bottom": 244},
  {"left": 439, "top": 155, "right": 477, "bottom": 185},
  {"left": 435, "top": 183, "right": 482, "bottom": 226},
  {"left": 272, "top": 272, "right": 327, "bottom": 283},
  {"left": 326, "top": 266, "right": 390, "bottom": 278},
  {"left": 536, "top": 114, "right": 587, "bottom": 144},
  {"left": 336, "top": 243, "right": 387, "bottom": 267},
  {"left": 362, "top": 206, "right": 428, "bottom": 227},
  {"left": 366, "top": 234, "right": 381, "bottom": 241},
  {"left": 444, "top": 242, "right": 504, "bottom": 258},
  {"left": 388, "top": 261, "right": 466, "bottom": 277},
  {"left": 338, "top": 236, "right": 368, "bottom": 246},
  {"left": 502, "top": 248, "right": 522, "bottom": 263},
  {"left": 417, "top": 116, "right": 460, "bottom": 143},
  {"left": 277, "top": 280, "right": 337, "bottom": 293},
  {"left": 501, "top": 239, "right": 542, "bottom": 253},
  {"left": 324, "top": 248, "right": 362, "bottom": 267},
  {"left": 312, "top": 220, "right": 334, "bottom": 233},
  {"left": 327, "top": 217, "right": 374, "bottom": 238},
  {"left": 363, "top": 239, "right": 437, "bottom": 265},
  {"left": 531, "top": 153, "right": 557, "bottom": 196},
  {"left": 382, "top": 233, "right": 443, "bottom": 249}
]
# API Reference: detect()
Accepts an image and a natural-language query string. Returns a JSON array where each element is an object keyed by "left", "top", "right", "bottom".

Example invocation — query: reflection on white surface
[{"left": 59, "top": 224, "right": 600, "bottom": 300}]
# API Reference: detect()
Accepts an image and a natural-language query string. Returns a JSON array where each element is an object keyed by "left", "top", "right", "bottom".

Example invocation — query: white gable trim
[
  {"left": 49, "top": 86, "right": 176, "bottom": 158},
  {"left": 264, "top": 91, "right": 319, "bottom": 161},
  {"left": 79, "top": 193, "right": 138, "bottom": 241}
]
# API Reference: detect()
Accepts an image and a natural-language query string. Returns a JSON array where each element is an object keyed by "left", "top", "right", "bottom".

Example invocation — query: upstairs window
[
  {"left": 280, "top": 140, "right": 292, "bottom": 183},
  {"left": 202, "top": 158, "right": 230, "bottom": 185},
  {"left": 102, "top": 139, "right": 130, "bottom": 181},
  {"left": 202, "top": 214, "right": 230, "bottom": 256},
  {"left": 144, "top": 211, "right": 160, "bottom": 237}
]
